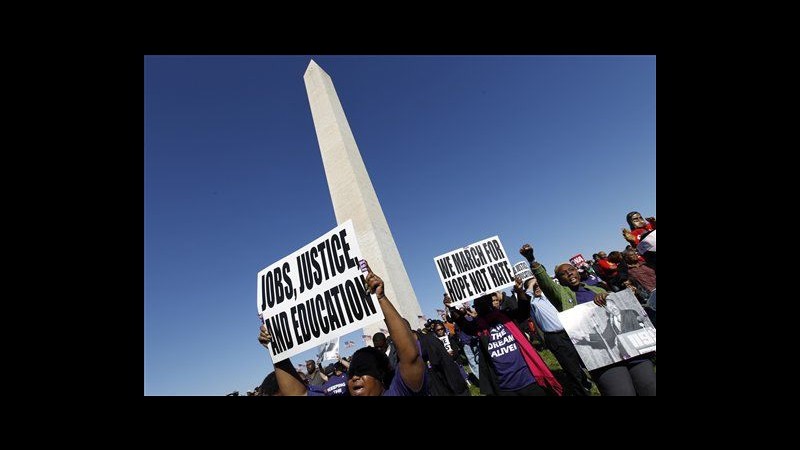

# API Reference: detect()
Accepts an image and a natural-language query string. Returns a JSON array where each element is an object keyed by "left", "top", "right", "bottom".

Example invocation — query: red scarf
[{"left": 478, "top": 310, "right": 563, "bottom": 396}]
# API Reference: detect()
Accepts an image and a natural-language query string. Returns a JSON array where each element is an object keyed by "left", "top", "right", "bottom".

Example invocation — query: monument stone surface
[{"left": 303, "top": 60, "right": 424, "bottom": 341}]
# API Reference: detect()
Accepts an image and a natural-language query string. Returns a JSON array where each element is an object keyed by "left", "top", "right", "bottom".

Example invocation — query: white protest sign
[
  {"left": 320, "top": 338, "right": 339, "bottom": 362},
  {"left": 256, "top": 220, "right": 384, "bottom": 361},
  {"left": 512, "top": 260, "right": 534, "bottom": 284},
  {"left": 433, "top": 236, "right": 516, "bottom": 307},
  {"left": 438, "top": 335, "right": 453, "bottom": 353},
  {"left": 558, "top": 289, "right": 656, "bottom": 371},
  {"left": 569, "top": 254, "right": 586, "bottom": 268}
]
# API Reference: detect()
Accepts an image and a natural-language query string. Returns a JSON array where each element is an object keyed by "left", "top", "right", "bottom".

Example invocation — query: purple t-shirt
[
  {"left": 455, "top": 315, "right": 477, "bottom": 346},
  {"left": 322, "top": 374, "right": 349, "bottom": 396},
  {"left": 575, "top": 286, "right": 597, "bottom": 305},
  {"left": 486, "top": 323, "right": 535, "bottom": 391},
  {"left": 383, "top": 367, "right": 429, "bottom": 396},
  {"left": 584, "top": 274, "right": 602, "bottom": 286},
  {"left": 307, "top": 385, "right": 326, "bottom": 396},
  {"left": 383, "top": 341, "right": 429, "bottom": 396}
]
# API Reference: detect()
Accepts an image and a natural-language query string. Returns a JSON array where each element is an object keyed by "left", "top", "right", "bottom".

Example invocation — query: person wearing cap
[
  {"left": 257, "top": 371, "right": 282, "bottom": 396},
  {"left": 622, "top": 211, "right": 656, "bottom": 247},
  {"left": 258, "top": 262, "right": 427, "bottom": 396},
  {"left": 320, "top": 362, "right": 349, "bottom": 396},
  {"left": 520, "top": 242, "right": 655, "bottom": 396}
]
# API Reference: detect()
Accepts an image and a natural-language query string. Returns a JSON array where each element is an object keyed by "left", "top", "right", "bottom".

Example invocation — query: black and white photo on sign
[
  {"left": 433, "top": 236, "right": 516, "bottom": 307},
  {"left": 317, "top": 337, "right": 339, "bottom": 362},
  {"left": 512, "top": 260, "right": 534, "bottom": 284},
  {"left": 558, "top": 289, "right": 656, "bottom": 371},
  {"left": 256, "top": 220, "right": 384, "bottom": 361}
]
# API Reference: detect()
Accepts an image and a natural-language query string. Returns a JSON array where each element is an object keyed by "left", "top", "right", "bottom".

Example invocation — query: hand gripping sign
[
  {"left": 256, "top": 220, "right": 384, "bottom": 361},
  {"left": 433, "top": 236, "right": 516, "bottom": 307}
]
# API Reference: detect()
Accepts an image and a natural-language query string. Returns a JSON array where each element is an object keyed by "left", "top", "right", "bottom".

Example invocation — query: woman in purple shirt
[{"left": 258, "top": 263, "right": 427, "bottom": 396}]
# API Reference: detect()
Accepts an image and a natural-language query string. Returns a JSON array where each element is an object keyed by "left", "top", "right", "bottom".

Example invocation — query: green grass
[
  {"left": 463, "top": 347, "right": 656, "bottom": 396},
  {"left": 462, "top": 348, "right": 601, "bottom": 396},
  {"left": 538, "top": 348, "right": 601, "bottom": 396}
]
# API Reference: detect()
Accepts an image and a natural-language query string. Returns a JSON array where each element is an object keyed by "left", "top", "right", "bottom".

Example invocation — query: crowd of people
[{"left": 246, "top": 211, "right": 656, "bottom": 396}]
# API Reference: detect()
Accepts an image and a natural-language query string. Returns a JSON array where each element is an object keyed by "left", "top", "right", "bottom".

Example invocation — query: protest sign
[
  {"left": 559, "top": 289, "right": 656, "bottom": 371},
  {"left": 318, "top": 338, "right": 339, "bottom": 362},
  {"left": 256, "top": 220, "right": 384, "bottom": 361},
  {"left": 512, "top": 260, "right": 534, "bottom": 284},
  {"left": 433, "top": 236, "right": 515, "bottom": 306},
  {"left": 438, "top": 335, "right": 453, "bottom": 353},
  {"left": 569, "top": 254, "right": 586, "bottom": 268}
]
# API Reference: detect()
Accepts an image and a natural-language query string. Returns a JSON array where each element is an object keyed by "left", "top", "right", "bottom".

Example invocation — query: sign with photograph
[{"left": 559, "top": 289, "right": 656, "bottom": 371}]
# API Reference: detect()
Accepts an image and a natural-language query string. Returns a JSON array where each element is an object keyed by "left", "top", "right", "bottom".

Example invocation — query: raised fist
[{"left": 519, "top": 244, "right": 535, "bottom": 262}]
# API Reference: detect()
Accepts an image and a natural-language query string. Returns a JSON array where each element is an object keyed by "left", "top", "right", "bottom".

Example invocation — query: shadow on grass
[
  {"left": 463, "top": 348, "right": 602, "bottom": 396},
  {"left": 538, "top": 348, "right": 601, "bottom": 396}
]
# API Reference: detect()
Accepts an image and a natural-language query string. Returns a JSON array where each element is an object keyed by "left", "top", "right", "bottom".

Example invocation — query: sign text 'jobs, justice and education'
[{"left": 257, "top": 220, "right": 384, "bottom": 361}]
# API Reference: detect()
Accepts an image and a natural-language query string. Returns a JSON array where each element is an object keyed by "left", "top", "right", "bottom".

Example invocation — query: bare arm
[
  {"left": 365, "top": 264, "right": 425, "bottom": 392},
  {"left": 259, "top": 325, "right": 308, "bottom": 396},
  {"left": 622, "top": 228, "right": 636, "bottom": 245}
]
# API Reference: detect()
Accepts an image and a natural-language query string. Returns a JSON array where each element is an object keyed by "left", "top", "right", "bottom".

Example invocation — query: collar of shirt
[{"left": 526, "top": 290, "right": 545, "bottom": 300}]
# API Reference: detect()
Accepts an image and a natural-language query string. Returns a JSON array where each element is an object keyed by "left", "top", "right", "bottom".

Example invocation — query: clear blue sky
[{"left": 144, "top": 55, "right": 655, "bottom": 395}]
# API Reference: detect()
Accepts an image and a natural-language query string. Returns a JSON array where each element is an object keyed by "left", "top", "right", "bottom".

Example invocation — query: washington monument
[{"left": 303, "top": 60, "right": 424, "bottom": 341}]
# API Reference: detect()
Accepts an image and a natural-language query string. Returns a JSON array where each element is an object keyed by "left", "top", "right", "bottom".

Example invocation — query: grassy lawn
[
  {"left": 463, "top": 345, "right": 657, "bottom": 396},
  {"left": 538, "top": 348, "right": 601, "bottom": 396},
  {"left": 464, "top": 348, "right": 601, "bottom": 396}
]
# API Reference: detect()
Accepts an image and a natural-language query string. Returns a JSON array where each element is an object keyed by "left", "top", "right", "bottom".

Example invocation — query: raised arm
[
  {"left": 510, "top": 276, "right": 532, "bottom": 322},
  {"left": 520, "top": 243, "right": 566, "bottom": 312},
  {"left": 622, "top": 228, "right": 636, "bottom": 245},
  {"left": 365, "top": 264, "right": 425, "bottom": 392},
  {"left": 258, "top": 325, "right": 308, "bottom": 396},
  {"left": 447, "top": 302, "right": 479, "bottom": 335}
]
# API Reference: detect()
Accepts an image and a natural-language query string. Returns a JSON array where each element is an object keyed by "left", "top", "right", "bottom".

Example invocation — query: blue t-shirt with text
[
  {"left": 487, "top": 323, "right": 535, "bottom": 391},
  {"left": 322, "top": 374, "right": 349, "bottom": 396}
]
